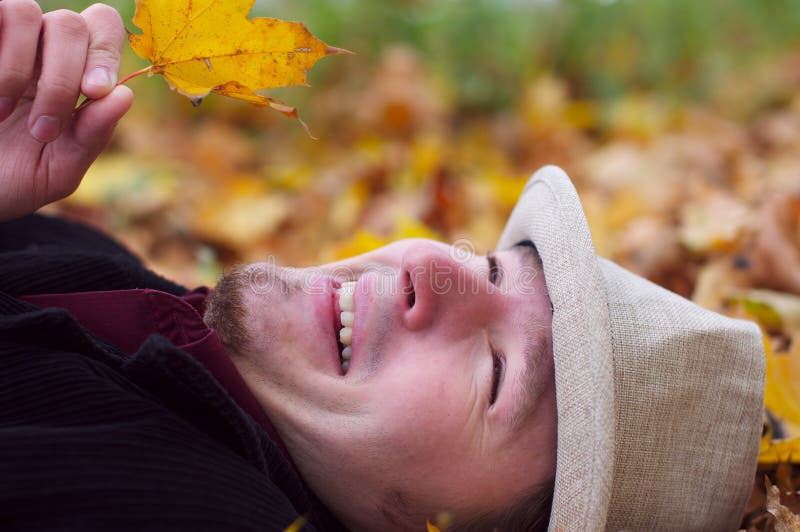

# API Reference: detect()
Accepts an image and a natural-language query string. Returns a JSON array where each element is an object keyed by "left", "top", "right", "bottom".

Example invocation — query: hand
[{"left": 0, "top": 0, "right": 133, "bottom": 222}]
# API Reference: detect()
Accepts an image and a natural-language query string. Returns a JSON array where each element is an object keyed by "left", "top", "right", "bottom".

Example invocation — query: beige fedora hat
[{"left": 497, "top": 166, "right": 765, "bottom": 530}]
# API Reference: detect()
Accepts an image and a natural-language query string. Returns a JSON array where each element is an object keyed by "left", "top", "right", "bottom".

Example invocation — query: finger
[
  {"left": 28, "top": 10, "right": 89, "bottom": 143},
  {"left": 46, "top": 84, "right": 133, "bottom": 200},
  {"left": 70, "top": 84, "right": 133, "bottom": 151},
  {"left": 80, "top": 4, "right": 125, "bottom": 100},
  {"left": 0, "top": 0, "right": 42, "bottom": 122}
]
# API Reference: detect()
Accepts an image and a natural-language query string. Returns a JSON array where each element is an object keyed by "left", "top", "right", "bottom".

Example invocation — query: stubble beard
[{"left": 204, "top": 262, "right": 304, "bottom": 358}]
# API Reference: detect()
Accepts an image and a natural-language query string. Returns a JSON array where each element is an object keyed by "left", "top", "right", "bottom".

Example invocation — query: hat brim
[{"left": 497, "top": 165, "right": 615, "bottom": 529}]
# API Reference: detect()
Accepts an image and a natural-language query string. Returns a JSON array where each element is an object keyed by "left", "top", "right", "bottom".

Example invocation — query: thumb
[
  {"left": 70, "top": 84, "right": 133, "bottom": 151},
  {"left": 46, "top": 84, "right": 133, "bottom": 201},
  {"left": 80, "top": 4, "right": 126, "bottom": 100}
]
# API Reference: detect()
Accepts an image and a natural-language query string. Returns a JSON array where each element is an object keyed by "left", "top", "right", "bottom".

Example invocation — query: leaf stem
[
  {"left": 75, "top": 65, "right": 153, "bottom": 112},
  {"left": 116, "top": 65, "right": 154, "bottom": 86}
]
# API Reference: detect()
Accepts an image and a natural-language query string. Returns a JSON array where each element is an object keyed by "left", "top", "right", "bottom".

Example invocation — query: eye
[
  {"left": 489, "top": 349, "right": 504, "bottom": 405},
  {"left": 487, "top": 254, "right": 500, "bottom": 285}
]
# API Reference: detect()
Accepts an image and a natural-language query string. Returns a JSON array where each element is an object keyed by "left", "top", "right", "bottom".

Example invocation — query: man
[{"left": 0, "top": 2, "right": 764, "bottom": 531}]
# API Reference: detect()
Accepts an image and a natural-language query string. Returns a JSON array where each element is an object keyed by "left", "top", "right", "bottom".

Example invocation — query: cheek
[{"left": 371, "top": 367, "right": 473, "bottom": 449}]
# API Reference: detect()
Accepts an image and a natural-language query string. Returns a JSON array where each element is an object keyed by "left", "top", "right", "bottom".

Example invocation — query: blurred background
[
  {"left": 35, "top": 0, "right": 800, "bottom": 526},
  {"left": 36, "top": 0, "right": 800, "bottom": 284}
]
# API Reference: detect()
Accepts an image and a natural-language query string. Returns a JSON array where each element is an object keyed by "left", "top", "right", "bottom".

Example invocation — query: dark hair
[
  {"left": 445, "top": 475, "right": 554, "bottom": 532},
  {"left": 378, "top": 474, "right": 553, "bottom": 532}
]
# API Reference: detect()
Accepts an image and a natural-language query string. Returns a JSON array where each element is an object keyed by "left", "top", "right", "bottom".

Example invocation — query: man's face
[{"left": 208, "top": 238, "right": 556, "bottom": 530}]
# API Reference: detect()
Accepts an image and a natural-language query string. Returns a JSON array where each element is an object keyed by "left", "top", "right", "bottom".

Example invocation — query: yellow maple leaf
[
  {"left": 760, "top": 332, "right": 800, "bottom": 432},
  {"left": 759, "top": 435, "right": 800, "bottom": 465},
  {"left": 283, "top": 516, "right": 306, "bottom": 532},
  {"left": 127, "top": 0, "right": 348, "bottom": 135},
  {"left": 426, "top": 512, "right": 452, "bottom": 531}
]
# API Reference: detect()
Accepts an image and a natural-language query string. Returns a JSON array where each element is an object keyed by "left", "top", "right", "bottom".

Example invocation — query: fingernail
[
  {"left": 31, "top": 115, "right": 62, "bottom": 143},
  {"left": 0, "top": 97, "right": 13, "bottom": 122},
  {"left": 84, "top": 67, "right": 114, "bottom": 90}
]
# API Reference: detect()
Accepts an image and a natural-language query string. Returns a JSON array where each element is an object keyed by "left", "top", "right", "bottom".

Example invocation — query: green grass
[{"left": 37, "top": 0, "right": 800, "bottom": 112}]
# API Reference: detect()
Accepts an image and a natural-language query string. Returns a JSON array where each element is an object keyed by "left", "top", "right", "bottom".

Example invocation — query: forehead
[
  {"left": 494, "top": 243, "right": 555, "bottom": 432},
  {"left": 498, "top": 243, "right": 548, "bottom": 304}
]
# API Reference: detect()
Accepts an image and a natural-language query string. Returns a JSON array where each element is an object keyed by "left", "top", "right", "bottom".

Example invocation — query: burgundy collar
[{"left": 19, "top": 287, "right": 292, "bottom": 463}]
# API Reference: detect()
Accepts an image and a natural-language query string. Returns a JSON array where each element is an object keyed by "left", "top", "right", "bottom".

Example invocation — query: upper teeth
[{"left": 337, "top": 282, "right": 356, "bottom": 369}]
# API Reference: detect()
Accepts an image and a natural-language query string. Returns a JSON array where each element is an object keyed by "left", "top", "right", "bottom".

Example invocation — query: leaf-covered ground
[{"left": 36, "top": 1, "right": 800, "bottom": 528}]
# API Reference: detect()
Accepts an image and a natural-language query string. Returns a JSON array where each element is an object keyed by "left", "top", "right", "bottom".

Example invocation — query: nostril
[{"left": 406, "top": 271, "right": 415, "bottom": 308}]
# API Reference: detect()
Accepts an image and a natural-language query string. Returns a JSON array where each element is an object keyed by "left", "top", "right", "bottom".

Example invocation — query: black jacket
[{"left": 0, "top": 214, "right": 342, "bottom": 531}]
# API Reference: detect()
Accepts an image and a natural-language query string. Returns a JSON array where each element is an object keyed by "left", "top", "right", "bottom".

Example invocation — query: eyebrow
[{"left": 503, "top": 243, "right": 553, "bottom": 435}]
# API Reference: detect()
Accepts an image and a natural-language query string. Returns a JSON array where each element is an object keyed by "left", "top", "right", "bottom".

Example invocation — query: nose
[{"left": 400, "top": 242, "right": 494, "bottom": 331}]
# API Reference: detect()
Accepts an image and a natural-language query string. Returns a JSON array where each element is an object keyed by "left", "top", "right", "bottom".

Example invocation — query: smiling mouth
[{"left": 335, "top": 281, "right": 356, "bottom": 373}]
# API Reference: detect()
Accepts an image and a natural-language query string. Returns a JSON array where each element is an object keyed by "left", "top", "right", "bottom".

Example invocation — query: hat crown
[
  {"left": 600, "top": 258, "right": 763, "bottom": 530},
  {"left": 497, "top": 166, "right": 764, "bottom": 530}
]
